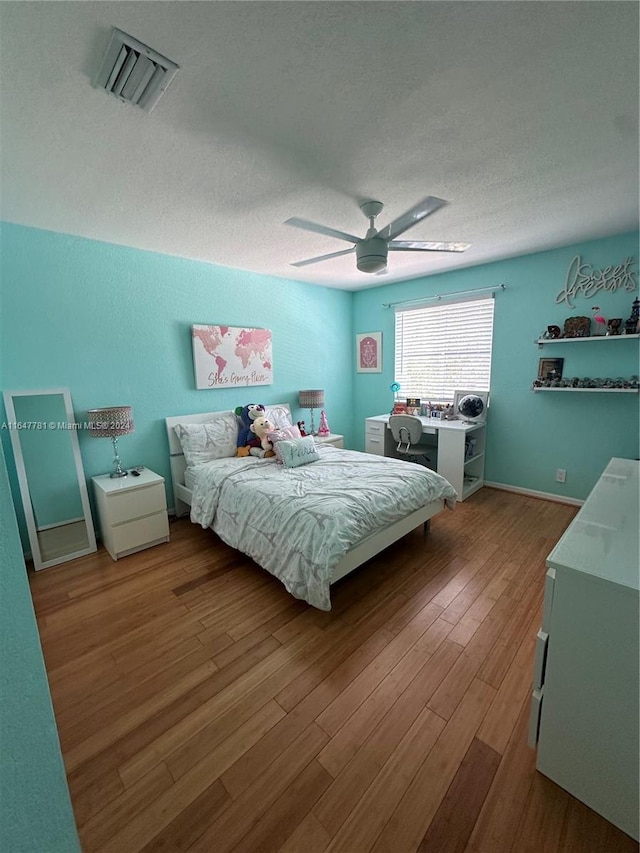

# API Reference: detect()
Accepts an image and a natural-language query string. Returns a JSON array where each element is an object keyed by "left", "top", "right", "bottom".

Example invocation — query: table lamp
[
  {"left": 87, "top": 405, "right": 134, "bottom": 477},
  {"left": 298, "top": 390, "right": 324, "bottom": 435}
]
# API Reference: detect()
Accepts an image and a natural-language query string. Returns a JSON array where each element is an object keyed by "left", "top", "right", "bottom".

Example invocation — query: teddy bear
[
  {"left": 235, "top": 403, "right": 265, "bottom": 452},
  {"left": 235, "top": 404, "right": 276, "bottom": 458},
  {"left": 249, "top": 415, "right": 275, "bottom": 458},
  {"left": 237, "top": 415, "right": 276, "bottom": 458}
]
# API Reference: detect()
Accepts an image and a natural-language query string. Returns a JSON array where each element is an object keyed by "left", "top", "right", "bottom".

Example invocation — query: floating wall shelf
[
  {"left": 536, "top": 334, "right": 640, "bottom": 347},
  {"left": 532, "top": 387, "right": 639, "bottom": 393}
]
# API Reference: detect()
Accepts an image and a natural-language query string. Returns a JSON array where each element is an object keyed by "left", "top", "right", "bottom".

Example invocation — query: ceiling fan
[{"left": 285, "top": 196, "right": 470, "bottom": 274}]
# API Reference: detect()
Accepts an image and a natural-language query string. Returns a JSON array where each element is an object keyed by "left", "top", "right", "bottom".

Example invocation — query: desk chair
[{"left": 388, "top": 415, "right": 432, "bottom": 466}]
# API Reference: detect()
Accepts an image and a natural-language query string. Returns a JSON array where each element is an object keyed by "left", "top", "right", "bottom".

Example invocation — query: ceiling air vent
[{"left": 94, "top": 28, "right": 179, "bottom": 112}]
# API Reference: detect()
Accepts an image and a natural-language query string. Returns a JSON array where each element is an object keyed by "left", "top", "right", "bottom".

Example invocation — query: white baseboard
[{"left": 484, "top": 481, "right": 584, "bottom": 507}]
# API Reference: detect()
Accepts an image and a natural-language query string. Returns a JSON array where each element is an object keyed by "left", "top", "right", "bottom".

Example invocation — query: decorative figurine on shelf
[
  {"left": 317, "top": 410, "right": 330, "bottom": 437},
  {"left": 563, "top": 316, "right": 591, "bottom": 338},
  {"left": 547, "top": 324, "right": 562, "bottom": 339},
  {"left": 624, "top": 298, "right": 640, "bottom": 335},
  {"left": 297, "top": 420, "right": 307, "bottom": 436},
  {"left": 443, "top": 404, "right": 457, "bottom": 420},
  {"left": 607, "top": 318, "right": 622, "bottom": 336},
  {"left": 591, "top": 307, "right": 607, "bottom": 336}
]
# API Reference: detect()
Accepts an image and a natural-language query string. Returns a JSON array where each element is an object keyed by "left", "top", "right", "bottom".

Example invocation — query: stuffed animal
[
  {"left": 248, "top": 415, "right": 275, "bottom": 458},
  {"left": 235, "top": 403, "right": 265, "bottom": 449}
]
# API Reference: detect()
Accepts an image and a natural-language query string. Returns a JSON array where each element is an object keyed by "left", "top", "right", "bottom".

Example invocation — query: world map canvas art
[{"left": 192, "top": 325, "right": 273, "bottom": 389}]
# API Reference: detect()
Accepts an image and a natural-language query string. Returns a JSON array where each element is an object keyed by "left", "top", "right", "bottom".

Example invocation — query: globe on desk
[{"left": 457, "top": 394, "right": 485, "bottom": 423}]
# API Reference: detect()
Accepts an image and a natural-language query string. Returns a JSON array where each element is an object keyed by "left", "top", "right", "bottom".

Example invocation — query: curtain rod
[{"left": 383, "top": 283, "right": 506, "bottom": 309}]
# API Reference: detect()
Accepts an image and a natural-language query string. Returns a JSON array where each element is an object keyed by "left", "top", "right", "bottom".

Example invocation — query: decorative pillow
[
  {"left": 265, "top": 405, "right": 292, "bottom": 430},
  {"left": 173, "top": 412, "right": 238, "bottom": 467},
  {"left": 277, "top": 435, "right": 320, "bottom": 469},
  {"left": 266, "top": 425, "right": 302, "bottom": 463}
]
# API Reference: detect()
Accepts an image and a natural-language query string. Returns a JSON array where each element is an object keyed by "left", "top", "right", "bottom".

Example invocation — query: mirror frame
[{"left": 3, "top": 387, "right": 97, "bottom": 570}]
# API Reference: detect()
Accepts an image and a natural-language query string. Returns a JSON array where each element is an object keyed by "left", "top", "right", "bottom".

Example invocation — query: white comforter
[{"left": 189, "top": 445, "right": 457, "bottom": 610}]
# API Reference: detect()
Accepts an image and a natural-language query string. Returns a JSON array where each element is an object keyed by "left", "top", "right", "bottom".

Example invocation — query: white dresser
[
  {"left": 529, "top": 457, "right": 639, "bottom": 841},
  {"left": 92, "top": 468, "right": 170, "bottom": 561}
]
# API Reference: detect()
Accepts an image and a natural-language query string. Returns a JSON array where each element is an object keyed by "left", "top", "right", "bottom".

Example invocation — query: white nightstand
[
  {"left": 92, "top": 468, "right": 170, "bottom": 561},
  {"left": 314, "top": 433, "right": 344, "bottom": 449}
]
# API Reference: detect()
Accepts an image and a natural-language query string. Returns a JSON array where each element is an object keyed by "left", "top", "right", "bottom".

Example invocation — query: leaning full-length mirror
[{"left": 3, "top": 388, "right": 97, "bottom": 570}]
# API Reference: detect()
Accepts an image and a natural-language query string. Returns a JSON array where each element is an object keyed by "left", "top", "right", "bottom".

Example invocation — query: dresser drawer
[
  {"left": 528, "top": 687, "right": 544, "bottom": 748},
  {"left": 541, "top": 567, "right": 556, "bottom": 633},
  {"left": 110, "top": 511, "right": 170, "bottom": 556},
  {"left": 533, "top": 629, "right": 549, "bottom": 691},
  {"left": 106, "top": 482, "right": 167, "bottom": 526}
]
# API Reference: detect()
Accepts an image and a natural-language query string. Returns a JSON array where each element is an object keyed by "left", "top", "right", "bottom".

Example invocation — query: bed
[{"left": 165, "top": 404, "right": 457, "bottom": 610}]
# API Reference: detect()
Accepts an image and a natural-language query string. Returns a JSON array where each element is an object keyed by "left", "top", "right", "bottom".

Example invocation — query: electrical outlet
[{"left": 556, "top": 468, "right": 566, "bottom": 483}]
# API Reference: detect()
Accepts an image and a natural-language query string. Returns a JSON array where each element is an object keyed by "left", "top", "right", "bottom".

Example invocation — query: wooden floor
[{"left": 29, "top": 487, "right": 638, "bottom": 853}]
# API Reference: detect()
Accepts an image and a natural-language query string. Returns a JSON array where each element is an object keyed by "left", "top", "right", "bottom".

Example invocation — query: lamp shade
[
  {"left": 298, "top": 390, "right": 324, "bottom": 409},
  {"left": 87, "top": 406, "right": 134, "bottom": 438}
]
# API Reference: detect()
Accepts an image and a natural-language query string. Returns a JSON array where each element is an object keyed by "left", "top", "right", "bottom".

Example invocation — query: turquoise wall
[
  {"left": 2, "top": 224, "right": 639, "bottom": 519},
  {"left": 2, "top": 224, "right": 639, "bottom": 515},
  {"left": 353, "top": 231, "right": 640, "bottom": 500},
  {"left": 0, "top": 222, "right": 353, "bottom": 544},
  {"left": 0, "top": 445, "right": 81, "bottom": 851}
]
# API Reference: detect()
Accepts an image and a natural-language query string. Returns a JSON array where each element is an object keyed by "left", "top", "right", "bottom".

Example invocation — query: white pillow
[
  {"left": 173, "top": 412, "right": 238, "bottom": 467},
  {"left": 265, "top": 405, "right": 292, "bottom": 430}
]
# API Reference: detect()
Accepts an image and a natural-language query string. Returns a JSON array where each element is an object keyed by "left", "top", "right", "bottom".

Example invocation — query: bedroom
[{"left": 1, "top": 2, "right": 639, "bottom": 852}]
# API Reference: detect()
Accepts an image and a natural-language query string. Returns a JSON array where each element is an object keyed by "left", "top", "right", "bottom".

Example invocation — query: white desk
[
  {"left": 529, "top": 457, "right": 639, "bottom": 841},
  {"left": 365, "top": 414, "right": 486, "bottom": 501}
]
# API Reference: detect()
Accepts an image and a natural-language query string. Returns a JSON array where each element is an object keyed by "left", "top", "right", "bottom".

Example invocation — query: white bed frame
[{"left": 165, "top": 405, "right": 446, "bottom": 585}]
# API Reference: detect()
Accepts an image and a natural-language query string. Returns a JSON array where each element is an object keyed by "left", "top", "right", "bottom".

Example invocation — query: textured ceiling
[{"left": 0, "top": 1, "right": 638, "bottom": 291}]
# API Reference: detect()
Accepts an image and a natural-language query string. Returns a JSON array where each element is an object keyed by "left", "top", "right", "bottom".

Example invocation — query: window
[{"left": 394, "top": 296, "right": 495, "bottom": 402}]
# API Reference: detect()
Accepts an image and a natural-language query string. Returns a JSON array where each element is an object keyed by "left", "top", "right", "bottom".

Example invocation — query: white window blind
[{"left": 394, "top": 296, "right": 495, "bottom": 402}]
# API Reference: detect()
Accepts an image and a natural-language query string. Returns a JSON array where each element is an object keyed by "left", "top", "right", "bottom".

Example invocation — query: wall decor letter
[{"left": 555, "top": 255, "right": 637, "bottom": 307}]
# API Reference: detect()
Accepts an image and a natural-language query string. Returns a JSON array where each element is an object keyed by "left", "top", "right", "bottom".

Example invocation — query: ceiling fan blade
[
  {"left": 389, "top": 240, "right": 470, "bottom": 253},
  {"left": 284, "top": 217, "right": 361, "bottom": 245},
  {"left": 376, "top": 197, "right": 448, "bottom": 241},
  {"left": 290, "top": 247, "right": 356, "bottom": 268}
]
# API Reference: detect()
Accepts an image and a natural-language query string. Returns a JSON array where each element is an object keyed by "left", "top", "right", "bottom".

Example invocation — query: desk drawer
[
  {"left": 365, "top": 420, "right": 385, "bottom": 437},
  {"left": 365, "top": 420, "right": 386, "bottom": 456},
  {"left": 365, "top": 436, "right": 385, "bottom": 455}
]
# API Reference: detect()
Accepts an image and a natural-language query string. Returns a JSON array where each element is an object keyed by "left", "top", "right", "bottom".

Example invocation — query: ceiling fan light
[
  {"left": 356, "top": 238, "right": 388, "bottom": 273},
  {"left": 357, "top": 256, "right": 387, "bottom": 273}
]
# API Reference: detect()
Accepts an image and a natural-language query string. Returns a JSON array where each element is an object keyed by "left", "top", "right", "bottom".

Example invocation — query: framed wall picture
[
  {"left": 192, "top": 325, "right": 273, "bottom": 389},
  {"left": 356, "top": 332, "right": 382, "bottom": 373},
  {"left": 537, "top": 358, "right": 564, "bottom": 381}
]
